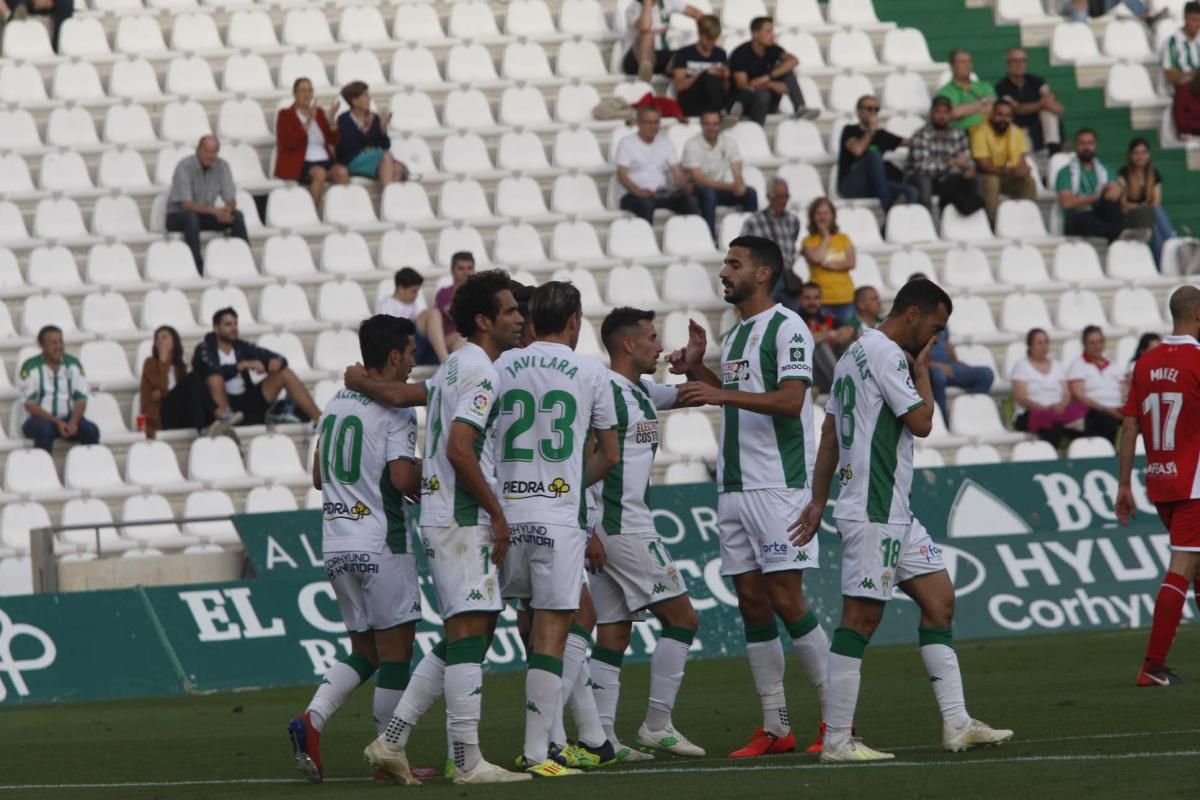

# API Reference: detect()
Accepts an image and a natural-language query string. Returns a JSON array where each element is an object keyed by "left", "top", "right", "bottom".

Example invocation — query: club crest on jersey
[
  {"left": 323, "top": 500, "right": 371, "bottom": 522},
  {"left": 721, "top": 359, "right": 750, "bottom": 384},
  {"left": 789, "top": 346, "right": 805, "bottom": 363},
  {"left": 422, "top": 475, "right": 441, "bottom": 495},
  {"left": 503, "top": 477, "right": 571, "bottom": 500},
  {"left": 880, "top": 570, "right": 892, "bottom": 593},
  {"left": 666, "top": 565, "right": 681, "bottom": 588}
]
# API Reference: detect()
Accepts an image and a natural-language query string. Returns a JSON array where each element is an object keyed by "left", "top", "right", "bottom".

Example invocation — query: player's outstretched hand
[
  {"left": 788, "top": 502, "right": 824, "bottom": 547},
  {"left": 490, "top": 515, "right": 511, "bottom": 566},
  {"left": 675, "top": 381, "right": 724, "bottom": 407},
  {"left": 344, "top": 362, "right": 366, "bottom": 391},
  {"left": 1115, "top": 485, "right": 1137, "bottom": 526},
  {"left": 667, "top": 319, "right": 707, "bottom": 374},
  {"left": 585, "top": 534, "right": 606, "bottom": 574}
]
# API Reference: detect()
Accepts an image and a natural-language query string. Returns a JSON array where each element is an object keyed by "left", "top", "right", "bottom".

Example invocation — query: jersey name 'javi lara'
[{"left": 502, "top": 354, "right": 580, "bottom": 380}]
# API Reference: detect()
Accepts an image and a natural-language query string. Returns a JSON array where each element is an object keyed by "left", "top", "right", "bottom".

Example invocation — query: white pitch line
[{"left": 2, "top": 749, "right": 1198, "bottom": 791}]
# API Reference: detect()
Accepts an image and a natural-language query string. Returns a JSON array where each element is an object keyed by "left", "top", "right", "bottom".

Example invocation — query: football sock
[
  {"left": 445, "top": 636, "right": 487, "bottom": 773},
  {"left": 589, "top": 646, "right": 624, "bottom": 742},
  {"left": 525, "top": 653, "right": 564, "bottom": 764},
  {"left": 550, "top": 691, "right": 567, "bottom": 747},
  {"left": 918, "top": 627, "right": 970, "bottom": 730},
  {"left": 787, "top": 613, "right": 829, "bottom": 714},
  {"left": 372, "top": 661, "right": 410, "bottom": 736},
  {"left": 307, "top": 652, "right": 375, "bottom": 732},
  {"left": 825, "top": 627, "right": 869, "bottom": 748},
  {"left": 745, "top": 623, "right": 789, "bottom": 736},
  {"left": 645, "top": 626, "right": 694, "bottom": 730},
  {"left": 1145, "top": 572, "right": 1189, "bottom": 668},
  {"left": 563, "top": 625, "right": 607, "bottom": 746},
  {"left": 383, "top": 641, "right": 446, "bottom": 748}
]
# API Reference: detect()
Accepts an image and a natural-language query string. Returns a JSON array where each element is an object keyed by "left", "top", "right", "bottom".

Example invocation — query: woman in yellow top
[{"left": 800, "top": 197, "right": 857, "bottom": 324}]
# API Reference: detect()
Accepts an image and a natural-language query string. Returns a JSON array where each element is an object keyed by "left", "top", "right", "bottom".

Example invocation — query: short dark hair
[
  {"left": 749, "top": 15, "right": 773, "bottom": 32},
  {"left": 888, "top": 278, "right": 953, "bottom": 318},
  {"left": 509, "top": 279, "right": 534, "bottom": 319},
  {"left": 340, "top": 80, "right": 368, "bottom": 105},
  {"left": 799, "top": 281, "right": 821, "bottom": 294},
  {"left": 212, "top": 307, "right": 238, "bottom": 326},
  {"left": 1075, "top": 127, "right": 1097, "bottom": 142},
  {"left": 948, "top": 48, "right": 970, "bottom": 63},
  {"left": 1025, "top": 327, "right": 1047, "bottom": 352},
  {"left": 1081, "top": 324, "right": 1103, "bottom": 344},
  {"left": 36, "top": 324, "right": 61, "bottom": 345},
  {"left": 451, "top": 269, "right": 512, "bottom": 337},
  {"left": 359, "top": 314, "right": 416, "bottom": 370},
  {"left": 393, "top": 267, "right": 424, "bottom": 289},
  {"left": 601, "top": 307, "right": 655, "bottom": 354},
  {"left": 992, "top": 97, "right": 1014, "bottom": 113},
  {"left": 728, "top": 235, "right": 784, "bottom": 290},
  {"left": 853, "top": 285, "right": 876, "bottom": 304},
  {"left": 451, "top": 251, "right": 475, "bottom": 267},
  {"left": 529, "top": 281, "right": 582, "bottom": 337},
  {"left": 1186, "top": 1, "right": 1200, "bottom": 15},
  {"left": 291, "top": 77, "right": 311, "bottom": 94},
  {"left": 930, "top": 96, "right": 952, "bottom": 112}
]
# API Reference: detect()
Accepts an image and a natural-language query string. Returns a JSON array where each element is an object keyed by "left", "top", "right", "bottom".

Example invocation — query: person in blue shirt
[{"left": 336, "top": 81, "right": 407, "bottom": 185}]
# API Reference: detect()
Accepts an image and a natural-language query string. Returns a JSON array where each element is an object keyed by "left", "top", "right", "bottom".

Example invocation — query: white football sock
[
  {"left": 589, "top": 656, "right": 622, "bottom": 742},
  {"left": 383, "top": 651, "right": 445, "bottom": 748},
  {"left": 746, "top": 639, "right": 789, "bottom": 736},
  {"left": 645, "top": 634, "right": 691, "bottom": 730},
  {"left": 825, "top": 627, "right": 870, "bottom": 749},
  {"left": 445, "top": 663, "right": 483, "bottom": 772},
  {"left": 568, "top": 655, "right": 607, "bottom": 747},
  {"left": 920, "top": 628, "right": 970, "bottom": 729},
  {"left": 307, "top": 660, "right": 369, "bottom": 732},
  {"left": 550, "top": 691, "right": 567, "bottom": 747},
  {"left": 524, "top": 661, "right": 563, "bottom": 764},
  {"left": 372, "top": 688, "right": 404, "bottom": 736},
  {"left": 790, "top": 624, "right": 830, "bottom": 715}
]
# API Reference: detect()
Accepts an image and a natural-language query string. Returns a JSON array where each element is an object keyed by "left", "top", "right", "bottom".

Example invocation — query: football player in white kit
[
  {"left": 362, "top": 270, "right": 532, "bottom": 785},
  {"left": 289, "top": 315, "right": 423, "bottom": 784},
  {"left": 789, "top": 278, "right": 1012, "bottom": 761},
  {"left": 493, "top": 281, "right": 620, "bottom": 776},
  {"left": 674, "top": 236, "right": 832, "bottom": 756}
]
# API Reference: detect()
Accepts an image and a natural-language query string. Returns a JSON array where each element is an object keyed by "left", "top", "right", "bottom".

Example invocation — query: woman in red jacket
[{"left": 274, "top": 77, "right": 349, "bottom": 206}]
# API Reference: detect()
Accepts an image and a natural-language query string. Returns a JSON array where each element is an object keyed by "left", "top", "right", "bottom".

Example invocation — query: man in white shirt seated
[
  {"left": 1066, "top": 324, "right": 1125, "bottom": 442},
  {"left": 375, "top": 267, "right": 444, "bottom": 366},
  {"left": 616, "top": 107, "right": 701, "bottom": 224},
  {"left": 20, "top": 325, "right": 100, "bottom": 452},
  {"left": 682, "top": 110, "right": 758, "bottom": 238}
]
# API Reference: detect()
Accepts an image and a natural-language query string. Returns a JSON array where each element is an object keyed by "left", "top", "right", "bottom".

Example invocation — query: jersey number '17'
[{"left": 1142, "top": 391, "right": 1183, "bottom": 451}]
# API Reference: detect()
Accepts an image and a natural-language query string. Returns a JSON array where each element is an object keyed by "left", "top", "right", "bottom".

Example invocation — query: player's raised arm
[
  {"left": 344, "top": 362, "right": 429, "bottom": 408},
  {"left": 790, "top": 413, "right": 837, "bottom": 547},
  {"left": 897, "top": 336, "right": 936, "bottom": 438}
]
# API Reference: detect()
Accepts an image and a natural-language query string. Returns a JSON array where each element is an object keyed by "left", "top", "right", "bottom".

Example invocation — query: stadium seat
[
  {"left": 161, "top": 100, "right": 213, "bottom": 144},
  {"left": 941, "top": 245, "right": 995, "bottom": 291},
  {"left": 662, "top": 410, "right": 719, "bottom": 462},
  {"left": 719, "top": 212, "right": 751, "bottom": 250},
  {"left": 663, "top": 262, "right": 722, "bottom": 309},
  {"left": 1052, "top": 241, "right": 1117, "bottom": 286},
  {"left": 39, "top": 151, "right": 93, "bottom": 193},
  {"left": 560, "top": 0, "right": 608, "bottom": 34},
  {"left": 558, "top": 40, "right": 609, "bottom": 78},
  {"left": 949, "top": 395, "right": 1024, "bottom": 445},
  {"left": 550, "top": 219, "right": 606, "bottom": 261},
  {"left": 1, "top": 502, "right": 53, "bottom": 556},
  {"left": 394, "top": 3, "right": 446, "bottom": 41},
  {"left": 663, "top": 216, "right": 719, "bottom": 259},
  {"left": 499, "top": 90, "right": 552, "bottom": 130},
  {"left": 85, "top": 243, "right": 141, "bottom": 287},
  {"left": 314, "top": 329, "right": 362, "bottom": 372},
  {"left": 1010, "top": 439, "right": 1059, "bottom": 463},
  {"left": 335, "top": 48, "right": 387, "bottom": 88},
  {"left": 317, "top": 280, "right": 372, "bottom": 324},
  {"left": 881, "top": 28, "right": 934, "bottom": 66},
  {"left": 941, "top": 206, "right": 995, "bottom": 243},
  {"left": 912, "top": 448, "right": 945, "bottom": 468},
  {"left": 80, "top": 294, "right": 138, "bottom": 337},
  {"left": 122, "top": 493, "right": 198, "bottom": 550},
  {"left": 954, "top": 444, "right": 1002, "bottom": 466},
  {"left": 165, "top": 55, "right": 219, "bottom": 97},
  {"left": 29, "top": 246, "right": 83, "bottom": 290},
  {"left": 78, "top": 342, "right": 135, "bottom": 388},
  {"left": 0, "top": 109, "right": 40, "bottom": 151},
  {"left": 1106, "top": 62, "right": 1158, "bottom": 105},
  {"left": 267, "top": 187, "right": 322, "bottom": 230},
  {"left": 60, "top": 497, "right": 137, "bottom": 554},
  {"left": 829, "top": 28, "right": 878, "bottom": 69},
  {"left": 1111, "top": 287, "right": 1164, "bottom": 329},
  {"left": 52, "top": 63, "right": 106, "bottom": 103},
  {"left": 188, "top": 436, "right": 260, "bottom": 489},
  {"left": 947, "top": 296, "right": 1001, "bottom": 342},
  {"left": 64, "top": 445, "right": 136, "bottom": 497},
  {"left": 449, "top": 0, "right": 501, "bottom": 37},
  {"left": 1051, "top": 22, "right": 1109, "bottom": 65},
  {"left": 444, "top": 88, "right": 497, "bottom": 129},
  {"left": 257, "top": 284, "right": 314, "bottom": 328},
  {"left": 279, "top": 52, "right": 330, "bottom": 90},
  {"left": 498, "top": 131, "right": 551, "bottom": 172},
  {"left": 0, "top": 62, "right": 47, "bottom": 104},
  {"left": 828, "top": 0, "right": 884, "bottom": 25},
  {"left": 1056, "top": 289, "right": 1111, "bottom": 332},
  {"left": 556, "top": 84, "right": 604, "bottom": 123},
  {"left": 437, "top": 225, "right": 491, "bottom": 266},
  {"left": 496, "top": 223, "right": 549, "bottom": 265},
  {"left": 502, "top": 41, "right": 555, "bottom": 80},
  {"left": 496, "top": 176, "right": 552, "bottom": 218},
  {"left": 339, "top": 4, "right": 389, "bottom": 44},
  {"left": 246, "top": 483, "right": 301, "bottom": 513},
  {"left": 389, "top": 91, "right": 440, "bottom": 133},
  {"left": 125, "top": 439, "right": 200, "bottom": 493},
  {"left": 447, "top": 43, "right": 501, "bottom": 83},
  {"left": 217, "top": 99, "right": 271, "bottom": 143},
  {"left": 391, "top": 45, "right": 442, "bottom": 86},
  {"left": 182, "top": 490, "right": 240, "bottom": 545},
  {"left": 439, "top": 179, "right": 492, "bottom": 221},
  {"left": 998, "top": 244, "right": 1056, "bottom": 287},
  {"left": 607, "top": 264, "right": 664, "bottom": 309},
  {"left": 1106, "top": 240, "right": 1167, "bottom": 283},
  {"left": 97, "top": 152, "right": 154, "bottom": 193},
  {"left": 835, "top": 207, "right": 883, "bottom": 247},
  {"left": 59, "top": 17, "right": 112, "bottom": 57},
  {"left": 116, "top": 15, "right": 168, "bottom": 55},
  {"left": 22, "top": 293, "right": 78, "bottom": 337},
  {"left": 1102, "top": 19, "right": 1152, "bottom": 60},
  {"left": 1001, "top": 292, "right": 1056, "bottom": 334},
  {"left": 283, "top": 8, "right": 335, "bottom": 46},
  {"left": 85, "top": 392, "right": 133, "bottom": 440},
  {"left": 885, "top": 205, "right": 939, "bottom": 244},
  {"left": 320, "top": 232, "right": 376, "bottom": 275},
  {"left": 0, "top": 154, "right": 34, "bottom": 194},
  {"left": 830, "top": 73, "right": 876, "bottom": 114},
  {"left": 324, "top": 185, "right": 379, "bottom": 227},
  {"left": 228, "top": 10, "right": 280, "bottom": 49},
  {"left": 664, "top": 461, "right": 711, "bottom": 484},
  {"left": 995, "top": 199, "right": 1050, "bottom": 240},
  {"left": 1067, "top": 437, "right": 1117, "bottom": 459},
  {"left": 4, "top": 448, "right": 73, "bottom": 499}
]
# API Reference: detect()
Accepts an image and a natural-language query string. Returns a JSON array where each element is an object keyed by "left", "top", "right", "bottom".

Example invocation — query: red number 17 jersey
[{"left": 1121, "top": 335, "right": 1200, "bottom": 502}]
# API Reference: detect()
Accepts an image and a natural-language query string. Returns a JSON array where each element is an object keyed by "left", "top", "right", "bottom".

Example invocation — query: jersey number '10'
[{"left": 319, "top": 414, "right": 364, "bottom": 484}]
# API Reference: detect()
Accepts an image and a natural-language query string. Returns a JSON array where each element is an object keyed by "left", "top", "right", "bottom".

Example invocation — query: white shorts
[
  {"left": 836, "top": 517, "right": 946, "bottom": 601},
  {"left": 500, "top": 522, "right": 585, "bottom": 611},
  {"left": 421, "top": 524, "right": 504, "bottom": 619},
  {"left": 590, "top": 529, "right": 687, "bottom": 625},
  {"left": 325, "top": 550, "right": 422, "bottom": 633},
  {"left": 718, "top": 488, "right": 820, "bottom": 576}
]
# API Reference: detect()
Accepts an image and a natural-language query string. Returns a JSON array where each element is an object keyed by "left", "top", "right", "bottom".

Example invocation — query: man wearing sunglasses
[{"left": 837, "top": 96, "right": 919, "bottom": 210}]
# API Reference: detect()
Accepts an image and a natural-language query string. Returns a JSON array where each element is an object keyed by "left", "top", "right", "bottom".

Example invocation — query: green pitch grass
[{"left": 2, "top": 628, "right": 1197, "bottom": 800}]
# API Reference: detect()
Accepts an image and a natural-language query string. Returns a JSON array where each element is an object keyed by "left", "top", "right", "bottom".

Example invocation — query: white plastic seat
[
  {"left": 1056, "top": 289, "right": 1110, "bottom": 332},
  {"left": 663, "top": 216, "right": 719, "bottom": 258},
  {"left": 39, "top": 151, "right": 93, "bottom": 193},
  {"left": 390, "top": 135, "right": 437, "bottom": 176},
  {"left": 505, "top": 0, "right": 556, "bottom": 35},
  {"left": 203, "top": 238, "right": 259, "bottom": 283},
  {"left": 248, "top": 434, "right": 309, "bottom": 483},
  {"left": 116, "top": 15, "right": 168, "bottom": 55},
  {"left": 948, "top": 295, "right": 999, "bottom": 341},
  {"left": 606, "top": 264, "right": 663, "bottom": 309},
  {"left": 499, "top": 87, "right": 552, "bottom": 128},
  {"left": 492, "top": 223, "right": 546, "bottom": 266},
  {"left": 227, "top": 10, "right": 279, "bottom": 49},
  {"left": 145, "top": 239, "right": 200, "bottom": 282},
  {"left": 29, "top": 246, "right": 82, "bottom": 289},
  {"left": 381, "top": 183, "right": 436, "bottom": 224},
  {"left": 1051, "top": 22, "right": 1105, "bottom": 64},
  {"left": 436, "top": 225, "right": 491, "bottom": 266},
  {"left": 0, "top": 109, "right": 40, "bottom": 150},
  {"left": 998, "top": 243, "right": 1054, "bottom": 287},
  {"left": 1106, "top": 62, "right": 1158, "bottom": 105},
  {"left": 171, "top": 12, "right": 224, "bottom": 52},
  {"left": 182, "top": 490, "right": 240, "bottom": 544},
  {"left": 560, "top": 0, "right": 608, "bottom": 34},
  {"left": 828, "top": 0, "right": 883, "bottom": 25},
  {"left": 59, "top": 17, "right": 112, "bottom": 58},
  {"left": 199, "top": 286, "right": 256, "bottom": 326},
  {"left": 85, "top": 392, "right": 131, "bottom": 439},
  {"left": 441, "top": 132, "right": 494, "bottom": 173},
  {"left": 836, "top": 206, "right": 883, "bottom": 247},
  {"left": 221, "top": 53, "right": 275, "bottom": 95},
  {"left": 553, "top": 128, "right": 606, "bottom": 170},
  {"left": 320, "top": 231, "right": 375, "bottom": 275},
  {"left": 608, "top": 217, "right": 662, "bottom": 260},
  {"left": 663, "top": 461, "right": 710, "bottom": 484},
  {"left": 447, "top": 43, "right": 500, "bottom": 83},
  {"left": 719, "top": 212, "right": 751, "bottom": 250},
  {"left": 662, "top": 410, "right": 718, "bottom": 461},
  {"left": 448, "top": 0, "right": 501, "bottom": 38},
  {"left": 557, "top": 40, "right": 608, "bottom": 78},
  {"left": 338, "top": 4, "right": 390, "bottom": 44},
  {"left": 335, "top": 48, "right": 387, "bottom": 88},
  {"left": 726, "top": 121, "right": 775, "bottom": 166},
  {"left": 1103, "top": 19, "right": 1152, "bottom": 60},
  {"left": 188, "top": 436, "right": 258, "bottom": 488},
  {"left": 949, "top": 395, "right": 1020, "bottom": 444},
  {"left": 262, "top": 235, "right": 318, "bottom": 279},
  {"left": 216, "top": 99, "right": 270, "bottom": 143},
  {"left": 105, "top": 104, "right": 158, "bottom": 146},
  {"left": 279, "top": 52, "right": 331, "bottom": 90},
  {"left": 941, "top": 206, "right": 994, "bottom": 243},
  {"left": 122, "top": 493, "right": 197, "bottom": 550},
  {"left": 498, "top": 130, "right": 551, "bottom": 170},
  {"left": 245, "top": 484, "right": 300, "bottom": 513},
  {"left": 1067, "top": 436, "right": 1117, "bottom": 459},
  {"left": 122, "top": 443, "right": 192, "bottom": 496},
  {"left": 259, "top": 284, "right": 315, "bottom": 327},
  {"left": 60, "top": 498, "right": 135, "bottom": 554},
  {"left": 0, "top": 62, "right": 47, "bottom": 104},
  {"left": 912, "top": 448, "right": 946, "bottom": 468},
  {"left": 266, "top": 186, "right": 322, "bottom": 229},
  {"left": 555, "top": 83, "right": 603, "bottom": 123},
  {"left": 141, "top": 288, "right": 199, "bottom": 332},
  {"left": 1, "top": 502, "right": 52, "bottom": 555},
  {"left": 1106, "top": 240, "right": 1161, "bottom": 282},
  {"left": 439, "top": 179, "right": 492, "bottom": 221},
  {"left": 0, "top": 155, "right": 34, "bottom": 194},
  {"left": 881, "top": 28, "right": 934, "bottom": 66},
  {"left": 110, "top": 57, "right": 163, "bottom": 100},
  {"left": 316, "top": 280, "right": 371, "bottom": 323},
  {"left": 502, "top": 41, "right": 554, "bottom": 81},
  {"left": 882, "top": 71, "right": 931, "bottom": 115},
  {"left": 80, "top": 293, "right": 137, "bottom": 336},
  {"left": 995, "top": 199, "right": 1049, "bottom": 240},
  {"left": 663, "top": 262, "right": 720, "bottom": 308},
  {"left": 389, "top": 91, "right": 440, "bottom": 133},
  {"left": 4, "top": 449, "right": 68, "bottom": 497},
  {"left": 885, "top": 205, "right": 938, "bottom": 244},
  {"left": 160, "top": 100, "right": 213, "bottom": 144},
  {"left": 443, "top": 88, "right": 496, "bottom": 129},
  {"left": 22, "top": 292, "right": 77, "bottom": 337},
  {"left": 64, "top": 445, "right": 132, "bottom": 496},
  {"left": 323, "top": 184, "right": 378, "bottom": 227},
  {"left": 392, "top": 2, "right": 444, "bottom": 41},
  {"left": 941, "top": 245, "right": 994, "bottom": 291},
  {"left": 722, "top": 0, "right": 769, "bottom": 34},
  {"left": 1053, "top": 241, "right": 1111, "bottom": 284},
  {"left": 97, "top": 151, "right": 153, "bottom": 192},
  {"left": 52, "top": 61, "right": 106, "bottom": 102},
  {"left": 828, "top": 29, "right": 878, "bottom": 69},
  {"left": 1010, "top": 439, "right": 1059, "bottom": 463},
  {"left": 773, "top": 119, "right": 827, "bottom": 162},
  {"left": 830, "top": 72, "right": 875, "bottom": 114},
  {"left": 1001, "top": 292, "right": 1055, "bottom": 334},
  {"left": 390, "top": 45, "right": 442, "bottom": 86},
  {"left": 283, "top": 8, "right": 335, "bottom": 46},
  {"left": 313, "top": 328, "right": 362, "bottom": 372},
  {"left": 496, "top": 176, "right": 550, "bottom": 218},
  {"left": 550, "top": 219, "right": 605, "bottom": 261},
  {"left": 84, "top": 244, "right": 140, "bottom": 288},
  {"left": 1112, "top": 287, "right": 1164, "bottom": 329},
  {"left": 954, "top": 443, "right": 1002, "bottom": 466}
]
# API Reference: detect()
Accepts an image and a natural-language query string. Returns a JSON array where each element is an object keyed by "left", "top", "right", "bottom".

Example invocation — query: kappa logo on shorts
[
  {"left": 410, "top": 600, "right": 421, "bottom": 613},
  {"left": 858, "top": 577, "right": 876, "bottom": 590},
  {"left": 794, "top": 551, "right": 809, "bottom": 562},
  {"left": 652, "top": 582, "right": 670, "bottom": 595},
  {"left": 503, "top": 477, "right": 570, "bottom": 501},
  {"left": 467, "top": 589, "right": 485, "bottom": 601},
  {"left": 323, "top": 501, "right": 371, "bottom": 522}
]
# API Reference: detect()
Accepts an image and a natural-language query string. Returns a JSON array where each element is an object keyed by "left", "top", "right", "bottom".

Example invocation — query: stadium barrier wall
[{"left": 1, "top": 458, "right": 1192, "bottom": 706}]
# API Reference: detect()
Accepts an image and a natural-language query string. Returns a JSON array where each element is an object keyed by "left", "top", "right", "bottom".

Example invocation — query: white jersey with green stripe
[
  {"left": 420, "top": 342, "right": 500, "bottom": 528},
  {"left": 600, "top": 373, "right": 677, "bottom": 535},
  {"left": 317, "top": 389, "right": 418, "bottom": 555},
  {"left": 494, "top": 341, "right": 618, "bottom": 528},
  {"left": 717, "top": 304, "right": 815, "bottom": 493},
  {"left": 827, "top": 327, "right": 925, "bottom": 525},
  {"left": 1161, "top": 29, "right": 1200, "bottom": 73}
]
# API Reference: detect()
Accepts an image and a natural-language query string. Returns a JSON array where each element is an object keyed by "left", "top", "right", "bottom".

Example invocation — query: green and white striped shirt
[
  {"left": 717, "top": 304, "right": 815, "bottom": 493},
  {"left": 1161, "top": 28, "right": 1200, "bottom": 74},
  {"left": 20, "top": 353, "right": 88, "bottom": 419},
  {"left": 601, "top": 373, "right": 677, "bottom": 535},
  {"left": 828, "top": 328, "right": 925, "bottom": 525}
]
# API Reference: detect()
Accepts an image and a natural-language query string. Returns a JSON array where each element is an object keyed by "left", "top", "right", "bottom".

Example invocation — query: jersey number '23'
[{"left": 500, "top": 389, "right": 577, "bottom": 462}]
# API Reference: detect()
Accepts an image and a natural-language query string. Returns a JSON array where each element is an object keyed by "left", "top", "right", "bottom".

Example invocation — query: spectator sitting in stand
[
  {"left": 1064, "top": 0, "right": 1167, "bottom": 27},
  {"left": 739, "top": 177, "right": 803, "bottom": 309},
  {"left": 139, "top": 326, "right": 194, "bottom": 438},
  {"left": 1118, "top": 137, "right": 1176, "bottom": 265},
  {"left": 1010, "top": 327, "right": 1087, "bottom": 446},
  {"left": 622, "top": 0, "right": 703, "bottom": 83},
  {"left": 165, "top": 136, "right": 248, "bottom": 275},
  {"left": 433, "top": 252, "right": 476, "bottom": 361},
  {"left": 800, "top": 198, "right": 857, "bottom": 325},
  {"left": 375, "top": 267, "right": 446, "bottom": 365},
  {"left": 727, "top": 16, "right": 818, "bottom": 125},
  {"left": 1066, "top": 324, "right": 1126, "bottom": 442},
  {"left": 1123, "top": 332, "right": 1162, "bottom": 400},
  {"left": 847, "top": 285, "right": 882, "bottom": 334},
  {"left": 929, "top": 328, "right": 995, "bottom": 422},
  {"left": 1160, "top": 1, "right": 1200, "bottom": 90},
  {"left": 907, "top": 96, "right": 984, "bottom": 216},
  {"left": 1056, "top": 128, "right": 1125, "bottom": 242},
  {"left": 335, "top": 81, "right": 407, "bottom": 185},
  {"left": 1172, "top": 72, "right": 1200, "bottom": 137},
  {"left": 193, "top": 308, "right": 321, "bottom": 436},
  {"left": 796, "top": 282, "right": 855, "bottom": 393},
  {"left": 937, "top": 49, "right": 996, "bottom": 131},
  {"left": 837, "top": 95, "right": 918, "bottom": 210},
  {"left": 670, "top": 14, "right": 730, "bottom": 117},
  {"left": 682, "top": 110, "right": 758, "bottom": 237},
  {"left": 616, "top": 106, "right": 700, "bottom": 223},
  {"left": 274, "top": 78, "right": 349, "bottom": 208},
  {"left": 19, "top": 325, "right": 99, "bottom": 453},
  {"left": 994, "top": 48, "right": 1064, "bottom": 154},
  {"left": 971, "top": 99, "right": 1037, "bottom": 225}
]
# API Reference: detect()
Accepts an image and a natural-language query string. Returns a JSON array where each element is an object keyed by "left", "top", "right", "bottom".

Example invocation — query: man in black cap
[{"left": 905, "top": 96, "right": 984, "bottom": 216}]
